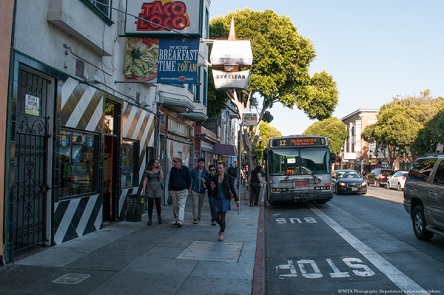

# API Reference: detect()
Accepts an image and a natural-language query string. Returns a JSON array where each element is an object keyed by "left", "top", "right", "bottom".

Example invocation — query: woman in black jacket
[
  {"left": 213, "top": 162, "right": 239, "bottom": 241},
  {"left": 202, "top": 164, "right": 218, "bottom": 225}
]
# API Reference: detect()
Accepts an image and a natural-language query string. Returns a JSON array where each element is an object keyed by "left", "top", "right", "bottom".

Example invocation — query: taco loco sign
[{"left": 125, "top": 0, "right": 203, "bottom": 36}]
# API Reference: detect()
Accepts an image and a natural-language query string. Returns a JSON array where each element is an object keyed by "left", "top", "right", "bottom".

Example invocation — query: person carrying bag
[{"left": 141, "top": 159, "right": 163, "bottom": 225}]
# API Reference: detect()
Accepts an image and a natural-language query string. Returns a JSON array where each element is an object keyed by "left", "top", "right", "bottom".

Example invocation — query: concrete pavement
[{"left": 0, "top": 187, "right": 264, "bottom": 295}]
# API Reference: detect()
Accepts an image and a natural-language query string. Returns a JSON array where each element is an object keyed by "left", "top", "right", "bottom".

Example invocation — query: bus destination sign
[{"left": 271, "top": 137, "right": 325, "bottom": 147}]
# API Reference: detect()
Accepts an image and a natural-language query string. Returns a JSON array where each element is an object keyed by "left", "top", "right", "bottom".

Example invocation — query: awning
[{"left": 213, "top": 143, "right": 236, "bottom": 156}]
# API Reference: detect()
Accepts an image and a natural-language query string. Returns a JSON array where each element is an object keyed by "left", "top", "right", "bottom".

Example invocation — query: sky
[{"left": 209, "top": 0, "right": 444, "bottom": 136}]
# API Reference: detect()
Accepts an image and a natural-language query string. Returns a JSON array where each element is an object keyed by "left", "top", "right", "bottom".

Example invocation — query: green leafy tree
[
  {"left": 362, "top": 90, "right": 444, "bottom": 166},
  {"left": 209, "top": 9, "right": 338, "bottom": 178},
  {"left": 303, "top": 117, "right": 347, "bottom": 154},
  {"left": 411, "top": 110, "right": 444, "bottom": 156},
  {"left": 251, "top": 122, "right": 282, "bottom": 165}
]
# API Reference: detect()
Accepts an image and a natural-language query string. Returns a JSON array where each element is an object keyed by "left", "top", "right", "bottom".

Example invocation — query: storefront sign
[
  {"left": 124, "top": 37, "right": 199, "bottom": 84},
  {"left": 201, "top": 141, "right": 213, "bottom": 151},
  {"left": 125, "top": 0, "right": 202, "bottom": 36},
  {"left": 210, "top": 40, "right": 253, "bottom": 66},
  {"left": 212, "top": 69, "right": 250, "bottom": 89},
  {"left": 25, "top": 94, "right": 40, "bottom": 116}
]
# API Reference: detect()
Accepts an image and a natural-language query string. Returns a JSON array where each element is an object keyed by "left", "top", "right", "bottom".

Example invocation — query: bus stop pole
[{"left": 238, "top": 120, "right": 242, "bottom": 214}]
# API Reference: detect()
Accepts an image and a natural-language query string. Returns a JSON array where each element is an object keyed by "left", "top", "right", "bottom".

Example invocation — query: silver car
[
  {"left": 386, "top": 170, "right": 408, "bottom": 191},
  {"left": 404, "top": 155, "right": 444, "bottom": 240}
]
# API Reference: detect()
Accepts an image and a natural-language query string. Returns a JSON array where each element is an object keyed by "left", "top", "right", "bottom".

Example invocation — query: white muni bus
[{"left": 263, "top": 135, "right": 336, "bottom": 205}]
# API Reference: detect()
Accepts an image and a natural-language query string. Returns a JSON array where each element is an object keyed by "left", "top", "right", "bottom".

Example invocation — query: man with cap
[{"left": 168, "top": 157, "right": 191, "bottom": 227}]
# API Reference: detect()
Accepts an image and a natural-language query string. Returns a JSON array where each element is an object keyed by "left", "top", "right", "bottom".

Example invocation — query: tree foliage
[
  {"left": 207, "top": 72, "right": 230, "bottom": 117},
  {"left": 252, "top": 122, "right": 282, "bottom": 165},
  {"left": 303, "top": 117, "right": 347, "bottom": 154},
  {"left": 208, "top": 9, "right": 338, "bottom": 178},
  {"left": 412, "top": 110, "right": 444, "bottom": 156},
  {"left": 208, "top": 9, "right": 338, "bottom": 120},
  {"left": 361, "top": 90, "right": 444, "bottom": 165}
]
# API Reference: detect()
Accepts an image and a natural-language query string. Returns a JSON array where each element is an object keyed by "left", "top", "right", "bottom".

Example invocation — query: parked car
[
  {"left": 386, "top": 171, "right": 408, "bottom": 191},
  {"left": 332, "top": 170, "right": 367, "bottom": 195},
  {"left": 404, "top": 155, "right": 444, "bottom": 241},
  {"left": 366, "top": 168, "right": 395, "bottom": 187}
]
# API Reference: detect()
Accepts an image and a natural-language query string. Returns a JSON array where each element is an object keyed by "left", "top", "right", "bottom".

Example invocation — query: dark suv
[
  {"left": 366, "top": 168, "right": 395, "bottom": 187},
  {"left": 403, "top": 155, "right": 444, "bottom": 240}
]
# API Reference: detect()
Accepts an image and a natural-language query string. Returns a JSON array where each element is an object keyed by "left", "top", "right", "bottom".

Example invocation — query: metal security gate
[{"left": 12, "top": 68, "right": 50, "bottom": 251}]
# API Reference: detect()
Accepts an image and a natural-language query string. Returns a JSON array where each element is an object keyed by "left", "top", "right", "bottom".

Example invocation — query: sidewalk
[{"left": 0, "top": 186, "right": 264, "bottom": 295}]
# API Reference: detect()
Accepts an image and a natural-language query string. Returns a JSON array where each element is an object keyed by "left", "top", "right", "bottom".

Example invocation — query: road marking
[
  {"left": 276, "top": 217, "right": 318, "bottom": 224},
  {"left": 276, "top": 257, "right": 374, "bottom": 279},
  {"left": 309, "top": 203, "right": 430, "bottom": 295}
]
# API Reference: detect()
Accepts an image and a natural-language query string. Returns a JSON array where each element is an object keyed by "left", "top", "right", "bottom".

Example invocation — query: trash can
[{"left": 126, "top": 194, "right": 143, "bottom": 222}]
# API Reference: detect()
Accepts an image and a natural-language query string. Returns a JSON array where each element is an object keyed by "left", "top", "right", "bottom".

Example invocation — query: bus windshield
[{"left": 268, "top": 147, "right": 331, "bottom": 176}]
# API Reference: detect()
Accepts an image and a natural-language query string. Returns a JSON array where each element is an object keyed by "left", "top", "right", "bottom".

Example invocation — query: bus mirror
[
  {"left": 263, "top": 148, "right": 269, "bottom": 160},
  {"left": 330, "top": 153, "right": 336, "bottom": 163}
]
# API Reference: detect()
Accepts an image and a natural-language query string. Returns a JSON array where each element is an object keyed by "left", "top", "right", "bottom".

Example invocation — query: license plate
[
  {"left": 294, "top": 181, "right": 307, "bottom": 187},
  {"left": 352, "top": 188, "right": 358, "bottom": 191}
]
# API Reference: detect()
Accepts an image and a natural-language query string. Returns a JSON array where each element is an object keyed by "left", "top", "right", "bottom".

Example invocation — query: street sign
[{"left": 243, "top": 113, "right": 258, "bottom": 126}]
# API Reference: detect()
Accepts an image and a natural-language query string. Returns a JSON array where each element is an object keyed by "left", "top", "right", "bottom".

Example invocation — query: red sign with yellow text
[{"left": 125, "top": 0, "right": 202, "bottom": 36}]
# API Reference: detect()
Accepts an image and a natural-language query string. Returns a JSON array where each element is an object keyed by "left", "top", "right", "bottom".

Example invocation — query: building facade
[
  {"left": 202, "top": 107, "right": 238, "bottom": 166},
  {"left": 0, "top": 0, "right": 15, "bottom": 266},
  {"left": 340, "top": 109, "right": 379, "bottom": 172},
  {"left": 2, "top": 0, "right": 211, "bottom": 264}
]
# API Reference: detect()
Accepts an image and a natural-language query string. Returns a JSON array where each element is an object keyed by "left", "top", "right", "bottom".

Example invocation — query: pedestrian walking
[
  {"left": 228, "top": 164, "right": 237, "bottom": 179},
  {"left": 202, "top": 164, "right": 218, "bottom": 226},
  {"left": 168, "top": 157, "right": 191, "bottom": 227},
  {"left": 249, "top": 165, "right": 266, "bottom": 206},
  {"left": 241, "top": 166, "right": 248, "bottom": 187},
  {"left": 190, "top": 158, "right": 209, "bottom": 224},
  {"left": 141, "top": 159, "right": 163, "bottom": 225},
  {"left": 213, "top": 162, "right": 239, "bottom": 241}
]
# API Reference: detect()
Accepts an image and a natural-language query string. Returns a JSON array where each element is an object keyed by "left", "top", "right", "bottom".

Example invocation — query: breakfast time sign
[{"left": 125, "top": 37, "right": 199, "bottom": 84}]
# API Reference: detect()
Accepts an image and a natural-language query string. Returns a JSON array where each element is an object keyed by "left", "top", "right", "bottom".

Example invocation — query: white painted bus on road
[{"left": 263, "top": 135, "right": 336, "bottom": 205}]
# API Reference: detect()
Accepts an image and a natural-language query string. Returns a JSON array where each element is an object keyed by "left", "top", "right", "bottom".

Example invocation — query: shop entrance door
[
  {"left": 102, "top": 100, "right": 120, "bottom": 222},
  {"left": 103, "top": 135, "right": 118, "bottom": 222},
  {"left": 11, "top": 66, "right": 54, "bottom": 252}
]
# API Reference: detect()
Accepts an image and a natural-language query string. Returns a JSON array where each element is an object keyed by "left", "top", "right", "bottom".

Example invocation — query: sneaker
[
  {"left": 175, "top": 221, "right": 183, "bottom": 228},
  {"left": 212, "top": 221, "right": 217, "bottom": 226},
  {"left": 194, "top": 219, "right": 199, "bottom": 224}
]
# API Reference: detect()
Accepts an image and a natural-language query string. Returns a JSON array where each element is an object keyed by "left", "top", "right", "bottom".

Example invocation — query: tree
[
  {"left": 209, "top": 9, "right": 338, "bottom": 179},
  {"left": 411, "top": 110, "right": 444, "bottom": 156},
  {"left": 361, "top": 90, "right": 444, "bottom": 166},
  {"left": 303, "top": 117, "right": 347, "bottom": 155},
  {"left": 251, "top": 122, "right": 282, "bottom": 165}
]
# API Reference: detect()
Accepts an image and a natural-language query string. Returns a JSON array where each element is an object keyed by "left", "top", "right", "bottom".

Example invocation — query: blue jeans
[{"left": 208, "top": 193, "right": 216, "bottom": 221}]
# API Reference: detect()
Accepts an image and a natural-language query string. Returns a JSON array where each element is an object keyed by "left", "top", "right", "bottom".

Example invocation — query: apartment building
[{"left": 340, "top": 109, "right": 379, "bottom": 172}]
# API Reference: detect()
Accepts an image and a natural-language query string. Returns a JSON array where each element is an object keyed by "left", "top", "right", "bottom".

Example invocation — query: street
[{"left": 264, "top": 187, "right": 444, "bottom": 295}]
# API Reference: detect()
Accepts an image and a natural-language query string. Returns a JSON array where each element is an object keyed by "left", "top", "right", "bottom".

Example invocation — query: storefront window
[
  {"left": 121, "top": 139, "right": 139, "bottom": 188},
  {"left": 59, "top": 130, "right": 98, "bottom": 197}
]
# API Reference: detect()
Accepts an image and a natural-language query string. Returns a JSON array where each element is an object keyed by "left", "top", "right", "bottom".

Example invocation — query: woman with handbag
[
  {"left": 213, "top": 162, "right": 239, "bottom": 241},
  {"left": 141, "top": 159, "right": 163, "bottom": 225}
]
